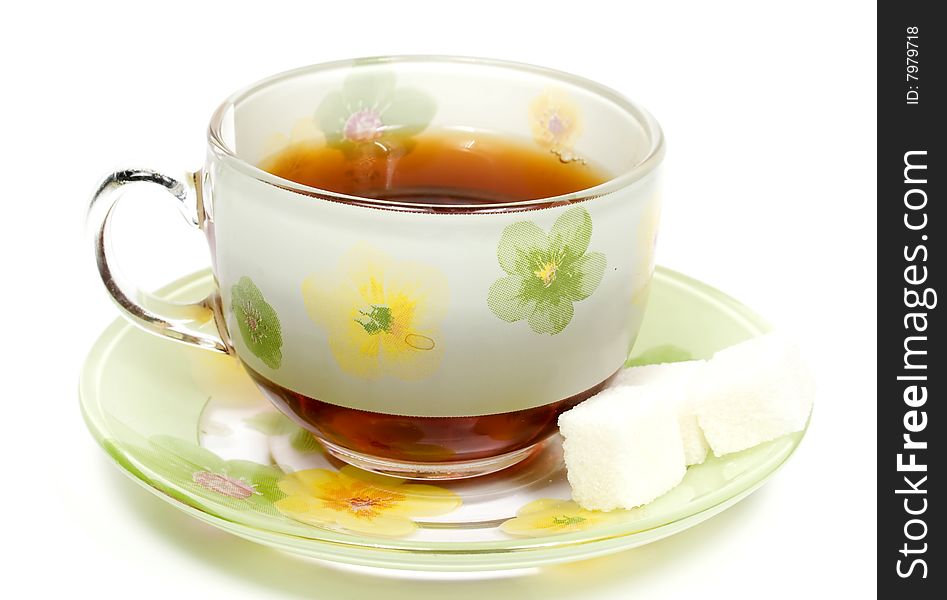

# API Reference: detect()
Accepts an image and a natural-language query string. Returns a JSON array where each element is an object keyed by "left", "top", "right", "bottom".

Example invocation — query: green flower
[
  {"left": 109, "top": 436, "right": 284, "bottom": 515},
  {"left": 488, "top": 206, "right": 606, "bottom": 335},
  {"left": 314, "top": 70, "right": 436, "bottom": 146},
  {"left": 232, "top": 276, "right": 282, "bottom": 369}
]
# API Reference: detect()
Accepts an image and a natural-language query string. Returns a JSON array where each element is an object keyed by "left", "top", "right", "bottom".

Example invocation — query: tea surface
[{"left": 259, "top": 128, "right": 610, "bottom": 209}]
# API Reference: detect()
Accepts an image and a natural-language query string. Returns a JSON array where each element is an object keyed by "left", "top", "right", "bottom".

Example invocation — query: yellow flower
[
  {"left": 302, "top": 243, "right": 448, "bottom": 380},
  {"left": 500, "top": 498, "right": 635, "bottom": 538},
  {"left": 529, "top": 89, "right": 583, "bottom": 157},
  {"left": 274, "top": 466, "right": 461, "bottom": 537}
]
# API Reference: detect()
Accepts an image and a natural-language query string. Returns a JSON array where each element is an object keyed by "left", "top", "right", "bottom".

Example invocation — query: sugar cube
[
  {"left": 559, "top": 386, "right": 686, "bottom": 511},
  {"left": 692, "top": 332, "right": 815, "bottom": 457},
  {"left": 613, "top": 359, "right": 703, "bottom": 387},
  {"left": 615, "top": 360, "right": 710, "bottom": 465}
]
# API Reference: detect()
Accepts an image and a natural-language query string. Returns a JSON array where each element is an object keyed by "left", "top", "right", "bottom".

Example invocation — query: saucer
[{"left": 80, "top": 267, "right": 806, "bottom": 571}]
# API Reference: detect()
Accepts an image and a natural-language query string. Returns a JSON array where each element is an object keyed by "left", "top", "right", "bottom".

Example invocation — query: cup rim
[{"left": 207, "top": 55, "right": 665, "bottom": 211}]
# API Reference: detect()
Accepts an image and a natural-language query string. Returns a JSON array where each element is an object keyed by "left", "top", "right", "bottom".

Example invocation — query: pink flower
[
  {"left": 192, "top": 470, "right": 258, "bottom": 499},
  {"left": 529, "top": 90, "right": 582, "bottom": 154},
  {"left": 547, "top": 112, "right": 568, "bottom": 138},
  {"left": 343, "top": 108, "right": 384, "bottom": 142}
]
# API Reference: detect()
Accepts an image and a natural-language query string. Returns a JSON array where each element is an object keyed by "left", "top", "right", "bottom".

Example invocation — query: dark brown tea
[
  {"left": 260, "top": 128, "right": 610, "bottom": 211},
  {"left": 248, "top": 366, "right": 615, "bottom": 465},
  {"left": 255, "top": 129, "right": 613, "bottom": 466}
]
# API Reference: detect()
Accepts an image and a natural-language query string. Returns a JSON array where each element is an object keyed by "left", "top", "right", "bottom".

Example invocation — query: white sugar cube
[
  {"left": 614, "top": 359, "right": 704, "bottom": 387},
  {"left": 692, "top": 332, "right": 815, "bottom": 457},
  {"left": 559, "top": 386, "right": 686, "bottom": 511},
  {"left": 615, "top": 360, "right": 710, "bottom": 466}
]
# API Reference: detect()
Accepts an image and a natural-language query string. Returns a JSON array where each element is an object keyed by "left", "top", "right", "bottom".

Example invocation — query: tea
[
  {"left": 253, "top": 129, "right": 616, "bottom": 469},
  {"left": 259, "top": 128, "right": 610, "bottom": 211},
  {"left": 247, "top": 366, "right": 616, "bottom": 466}
]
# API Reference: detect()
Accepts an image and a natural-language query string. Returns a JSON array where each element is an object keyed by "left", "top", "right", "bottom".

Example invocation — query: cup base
[{"left": 317, "top": 437, "right": 542, "bottom": 480}]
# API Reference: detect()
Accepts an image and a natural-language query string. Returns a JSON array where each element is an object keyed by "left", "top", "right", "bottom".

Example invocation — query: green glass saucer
[{"left": 80, "top": 267, "right": 806, "bottom": 571}]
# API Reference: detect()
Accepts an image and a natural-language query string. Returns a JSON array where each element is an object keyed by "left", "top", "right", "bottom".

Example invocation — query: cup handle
[{"left": 88, "top": 169, "right": 229, "bottom": 354}]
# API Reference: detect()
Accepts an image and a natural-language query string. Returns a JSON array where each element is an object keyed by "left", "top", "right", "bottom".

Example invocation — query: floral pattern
[
  {"left": 274, "top": 466, "right": 461, "bottom": 537},
  {"left": 500, "top": 498, "right": 634, "bottom": 537},
  {"left": 315, "top": 70, "right": 436, "bottom": 146},
  {"left": 302, "top": 243, "right": 448, "bottom": 380},
  {"left": 311, "top": 70, "right": 436, "bottom": 188},
  {"left": 530, "top": 89, "right": 582, "bottom": 160},
  {"left": 109, "top": 436, "right": 284, "bottom": 515},
  {"left": 231, "top": 277, "right": 283, "bottom": 369},
  {"left": 488, "top": 206, "right": 606, "bottom": 334}
]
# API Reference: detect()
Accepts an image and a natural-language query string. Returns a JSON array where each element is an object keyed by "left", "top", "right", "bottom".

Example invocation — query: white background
[{"left": 1, "top": 1, "right": 876, "bottom": 597}]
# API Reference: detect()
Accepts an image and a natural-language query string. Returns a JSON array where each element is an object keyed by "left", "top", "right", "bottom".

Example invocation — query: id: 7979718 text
[{"left": 905, "top": 27, "right": 919, "bottom": 105}]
